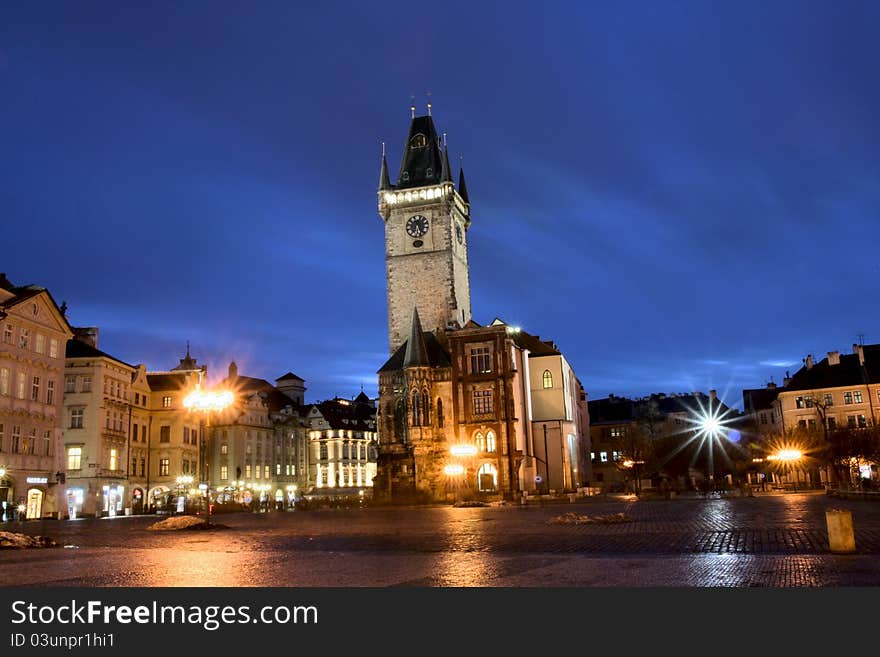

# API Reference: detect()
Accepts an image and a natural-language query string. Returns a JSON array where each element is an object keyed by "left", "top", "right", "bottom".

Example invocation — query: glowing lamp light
[
  {"left": 621, "top": 460, "right": 634, "bottom": 468},
  {"left": 0, "top": 466, "right": 6, "bottom": 479},
  {"left": 444, "top": 464, "right": 465, "bottom": 476},
  {"left": 450, "top": 445, "right": 478, "bottom": 457},
  {"left": 768, "top": 449, "right": 802, "bottom": 462},
  {"left": 183, "top": 386, "right": 234, "bottom": 412}
]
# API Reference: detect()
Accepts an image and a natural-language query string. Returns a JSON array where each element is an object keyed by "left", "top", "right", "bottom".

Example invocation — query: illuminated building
[{"left": 0, "top": 273, "right": 73, "bottom": 519}]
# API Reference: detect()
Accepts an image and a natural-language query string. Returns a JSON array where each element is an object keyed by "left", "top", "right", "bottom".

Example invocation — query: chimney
[
  {"left": 828, "top": 351, "right": 840, "bottom": 366},
  {"left": 73, "top": 326, "right": 99, "bottom": 348},
  {"left": 767, "top": 380, "right": 777, "bottom": 389},
  {"left": 805, "top": 354, "right": 814, "bottom": 369},
  {"left": 783, "top": 370, "right": 791, "bottom": 387},
  {"left": 228, "top": 361, "right": 238, "bottom": 380},
  {"left": 853, "top": 343, "right": 865, "bottom": 366}
]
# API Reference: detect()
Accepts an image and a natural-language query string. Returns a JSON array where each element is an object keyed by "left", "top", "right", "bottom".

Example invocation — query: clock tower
[{"left": 378, "top": 107, "right": 472, "bottom": 353}]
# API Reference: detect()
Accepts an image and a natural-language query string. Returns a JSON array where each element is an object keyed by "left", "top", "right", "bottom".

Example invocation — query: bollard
[{"left": 826, "top": 509, "right": 856, "bottom": 553}]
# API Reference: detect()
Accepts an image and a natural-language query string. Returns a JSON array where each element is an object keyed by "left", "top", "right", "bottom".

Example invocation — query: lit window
[
  {"left": 410, "top": 133, "right": 427, "bottom": 149},
  {"left": 70, "top": 409, "right": 83, "bottom": 429},
  {"left": 824, "top": 393, "right": 834, "bottom": 406},
  {"left": 795, "top": 396, "right": 805, "bottom": 409},
  {"left": 264, "top": 465, "right": 270, "bottom": 479},
  {"left": 162, "top": 396, "right": 172, "bottom": 408},
  {"left": 35, "top": 334, "right": 45, "bottom": 354},
  {"left": 853, "top": 391, "right": 863, "bottom": 404},
  {"left": 858, "top": 414, "right": 867, "bottom": 428},
  {"left": 477, "top": 463, "right": 498, "bottom": 491},
  {"left": 600, "top": 451, "right": 608, "bottom": 463},
  {"left": 542, "top": 370, "right": 553, "bottom": 389},
  {"left": 220, "top": 465, "right": 228, "bottom": 481},
  {"left": 109, "top": 448, "right": 118, "bottom": 471},
  {"left": 610, "top": 426, "right": 626, "bottom": 439},
  {"left": 245, "top": 464, "right": 251, "bottom": 478},
  {"left": 844, "top": 392, "right": 853, "bottom": 405},
  {"left": 276, "top": 463, "right": 281, "bottom": 475},
  {"left": 49, "top": 339, "right": 58, "bottom": 358},
  {"left": 221, "top": 443, "right": 228, "bottom": 455},
  {"left": 31, "top": 376, "right": 40, "bottom": 401},
  {"left": 65, "top": 376, "right": 76, "bottom": 393},
  {"left": 159, "top": 458, "right": 170, "bottom": 476},
  {"left": 11, "top": 425, "right": 20, "bottom": 452},
  {"left": 81, "top": 376, "right": 92, "bottom": 392},
  {"left": 0, "top": 367, "right": 8, "bottom": 395},
  {"left": 2, "top": 324, "right": 12, "bottom": 344},
  {"left": 67, "top": 446, "right": 82, "bottom": 470},
  {"left": 46, "top": 380, "right": 55, "bottom": 405},
  {"left": 486, "top": 430, "right": 496, "bottom": 453},
  {"left": 470, "top": 347, "right": 491, "bottom": 374},
  {"left": 612, "top": 450, "right": 622, "bottom": 461},
  {"left": 16, "top": 372, "right": 26, "bottom": 399},
  {"left": 19, "top": 327, "right": 29, "bottom": 349}
]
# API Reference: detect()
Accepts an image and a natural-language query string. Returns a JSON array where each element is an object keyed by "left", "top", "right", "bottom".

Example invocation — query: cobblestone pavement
[{"left": 2, "top": 493, "right": 880, "bottom": 586}]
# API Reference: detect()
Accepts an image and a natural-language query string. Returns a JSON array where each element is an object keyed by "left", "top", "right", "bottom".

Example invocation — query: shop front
[
  {"left": 66, "top": 487, "right": 85, "bottom": 519},
  {"left": 102, "top": 483, "right": 125, "bottom": 517}
]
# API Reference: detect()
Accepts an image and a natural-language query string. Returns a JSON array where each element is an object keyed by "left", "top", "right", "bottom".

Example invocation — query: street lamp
[
  {"left": 444, "top": 463, "right": 465, "bottom": 503},
  {"left": 182, "top": 385, "right": 233, "bottom": 526},
  {"left": 767, "top": 449, "right": 804, "bottom": 490},
  {"left": 621, "top": 459, "right": 646, "bottom": 496}
]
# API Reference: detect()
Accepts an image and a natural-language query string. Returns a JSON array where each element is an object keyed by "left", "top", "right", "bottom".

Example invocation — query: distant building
[{"left": 0, "top": 273, "right": 73, "bottom": 519}]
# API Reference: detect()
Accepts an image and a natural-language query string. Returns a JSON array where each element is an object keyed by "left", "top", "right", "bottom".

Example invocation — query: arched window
[
  {"left": 437, "top": 398, "right": 444, "bottom": 428},
  {"left": 411, "top": 390, "right": 421, "bottom": 426},
  {"left": 410, "top": 133, "right": 427, "bottom": 149},
  {"left": 395, "top": 399, "right": 406, "bottom": 442},
  {"left": 542, "top": 370, "right": 553, "bottom": 389},
  {"left": 475, "top": 432, "right": 485, "bottom": 452},
  {"left": 477, "top": 463, "right": 498, "bottom": 491},
  {"left": 422, "top": 390, "right": 430, "bottom": 425},
  {"left": 485, "top": 430, "right": 496, "bottom": 453}
]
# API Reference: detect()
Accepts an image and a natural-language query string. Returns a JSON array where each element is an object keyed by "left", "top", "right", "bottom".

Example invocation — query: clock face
[
  {"left": 455, "top": 222, "right": 463, "bottom": 244},
  {"left": 406, "top": 215, "right": 429, "bottom": 238}
]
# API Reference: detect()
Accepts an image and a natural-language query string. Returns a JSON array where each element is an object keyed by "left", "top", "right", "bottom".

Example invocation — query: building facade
[{"left": 0, "top": 274, "right": 72, "bottom": 520}]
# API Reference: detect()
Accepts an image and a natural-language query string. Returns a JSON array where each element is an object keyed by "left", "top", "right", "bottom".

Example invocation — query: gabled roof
[
  {"left": 276, "top": 371, "right": 305, "bottom": 382},
  {"left": 0, "top": 274, "right": 72, "bottom": 335},
  {"left": 403, "top": 307, "right": 430, "bottom": 367},
  {"left": 782, "top": 346, "right": 880, "bottom": 392},
  {"left": 66, "top": 338, "right": 134, "bottom": 369},
  {"left": 396, "top": 115, "right": 445, "bottom": 189},
  {"left": 378, "top": 331, "right": 451, "bottom": 373},
  {"left": 146, "top": 373, "right": 190, "bottom": 392}
]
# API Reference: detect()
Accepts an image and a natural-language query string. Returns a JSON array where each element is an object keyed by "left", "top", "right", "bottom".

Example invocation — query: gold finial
[
  {"left": 381, "top": 141, "right": 386, "bottom": 157},
  {"left": 410, "top": 94, "right": 416, "bottom": 118},
  {"left": 426, "top": 90, "right": 432, "bottom": 115},
  {"left": 442, "top": 131, "right": 447, "bottom": 147}
]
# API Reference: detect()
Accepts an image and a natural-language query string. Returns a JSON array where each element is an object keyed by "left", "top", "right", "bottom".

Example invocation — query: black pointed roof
[
  {"left": 403, "top": 308, "right": 430, "bottom": 367},
  {"left": 441, "top": 146, "right": 452, "bottom": 182},
  {"left": 378, "top": 331, "right": 451, "bottom": 373},
  {"left": 276, "top": 372, "right": 305, "bottom": 382},
  {"left": 396, "top": 115, "right": 445, "bottom": 189},
  {"left": 458, "top": 166, "right": 470, "bottom": 203},
  {"left": 378, "top": 154, "right": 391, "bottom": 190}
]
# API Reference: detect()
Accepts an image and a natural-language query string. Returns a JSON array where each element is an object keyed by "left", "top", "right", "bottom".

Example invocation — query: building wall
[
  {"left": 776, "top": 385, "right": 880, "bottom": 434},
  {"left": 0, "top": 291, "right": 71, "bottom": 519}
]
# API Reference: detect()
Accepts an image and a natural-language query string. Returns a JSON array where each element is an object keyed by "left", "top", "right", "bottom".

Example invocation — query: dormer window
[
  {"left": 402, "top": 172, "right": 410, "bottom": 182},
  {"left": 426, "top": 167, "right": 433, "bottom": 177},
  {"left": 410, "top": 133, "right": 427, "bottom": 148}
]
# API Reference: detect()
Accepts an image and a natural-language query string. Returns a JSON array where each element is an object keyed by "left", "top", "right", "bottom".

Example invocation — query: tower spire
[
  {"left": 403, "top": 307, "right": 430, "bottom": 368},
  {"left": 441, "top": 142, "right": 452, "bottom": 183},
  {"left": 458, "top": 157, "right": 470, "bottom": 204},
  {"left": 379, "top": 143, "right": 391, "bottom": 190}
]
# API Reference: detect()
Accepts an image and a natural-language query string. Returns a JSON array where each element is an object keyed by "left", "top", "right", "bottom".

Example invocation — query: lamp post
[
  {"left": 183, "top": 386, "right": 233, "bottom": 526},
  {"left": 621, "top": 459, "right": 646, "bottom": 496}
]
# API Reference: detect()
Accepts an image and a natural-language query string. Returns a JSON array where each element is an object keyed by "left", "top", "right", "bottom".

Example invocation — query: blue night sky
[{"left": 2, "top": 1, "right": 878, "bottom": 408}]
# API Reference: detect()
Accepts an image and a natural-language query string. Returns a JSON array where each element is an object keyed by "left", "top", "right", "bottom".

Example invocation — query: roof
[
  {"left": 308, "top": 397, "right": 377, "bottom": 431},
  {"left": 0, "top": 274, "right": 72, "bottom": 334},
  {"left": 395, "top": 115, "right": 445, "bottom": 189},
  {"left": 276, "top": 372, "right": 305, "bottom": 382},
  {"left": 588, "top": 393, "right": 738, "bottom": 423},
  {"left": 403, "top": 307, "right": 430, "bottom": 367},
  {"left": 146, "top": 373, "right": 190, "bottom": 391},
  {"left": 587, "top": 397, "right": 636, "bottom": 424},
  {"left": 511, "top": 330, "right": 561, "bottom": 357},
  {"left": 66, "top": 338, "right": 134, "bottom": 369},
  {"left": 354, "top": 391, "right": 371, "bottom": 404},
  {"left": 782, "top": 346, "right": 880, "bottom": 392},
  {"left": 378, "top": 331, "right": 452, "bottom": 373},
  {"left": 742, "top": 386, "right": 780, "bottom": 413}
]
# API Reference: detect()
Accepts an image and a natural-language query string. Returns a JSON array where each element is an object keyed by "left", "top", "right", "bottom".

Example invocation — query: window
[
  {"left": 41, "top": 430, "right": 50, "bottom": 455},
  {"left": 140, "top": 458, "right": 145, "bottom": 477},
  {"left": 109, "top": 448, "right": 118, "bottom": 471},
  {"left": 797, "top": 420, "right": 806, "bottom": 428},
  {"left": 0, "top": 423, "right": 3, "bottom": 452},
  {"left": 795, "top": 396, "right": 805, "bottom": 409},
  {"left": 470, "top": 347, "right": 491, "bottom": 374},
  {"left": 320, "top": 443, "right": 328, "bottom": 460},
  {"left": 264, "top": 465, "right": 270, "bottom": 479},
  {"left": 31, "top": 376, "right": 40, "bottom": 401},
  {"left": 828, "top": 417, "right": 836, "bottom": 430},
  {"left": 276, "top": 463, "right": 281, "bottom": 475},
  {"left": 184, "top": 427, "right": 190, "bottom": 444},
  {"left": 159, "top": 425, "right": 170, "bottom": 442},
  {"left": 590, "top": 452, "right": 596, "bottom": 462},
  {"left": 824, "top": 393, "right": 834, "bottom": 407},
  {"left": 70, "top": 409, "right": 83, "bottom": 429},
  {"left": 16, "top": 372, "right": 26, "bottom": 399},
  {"left": 610, "top": 426, "right": 626, "bottom": 439},
  {"left": 411, "top": 390, "right": 421, "bottom": 426},
  {"left": 11, "top": 425, "right": 20, "bottom": 452},
  {"left": 437, "top": 398, "right": 444, "bottom": 428},
  {"left": 81, "top": 376, "right": 92, "bottom": 392},
  {"left": 162, "top": 396, "right": 172, "bottom": 408},
  {"left": 220, "top": 465, "right": 228, "bottom": 481},
  {"left": 473, "top": 389, "right": 493, "bottom": 414},
  {"left": 759, "top": 413, "right": 768, "bottom": 425},
  {"left": 844, "top": 392, "right": 854, "bottom": 405},
  {"left": 542, "top": 370, "right": 553, "bottom": 389},
  {"left": 285, "top": 464, "right": 291, "bottom": 475},
  {"left": 67, "top": 446, "right": 82, "bottom": 470},
  {"left": 410, "top": 133, "right": 427, "bottom": 148},
  {"left": 2, "top": 324, "right": 12, "bottom": 344},
  {"left": 23, "top": 428, "right": 36, "bottom": 454},
  {"left": 853, "top": 391, "right": 863, "bottom": 404},
  {"left": 612, "top": 450, "right": 622, "bottom": 461},
  {"left": 46, "top": 380, "right": 55, "bottom": 405},
  {"left": 600, "top": 451, "right": 608, "bottom": 463},
  {"left": 847, "top": 415, "right": 857, "bottom": 428},
  {"left": 134, "top": 393, "right": 140, "bottom": 405},
  {"left": 132, "top": 424, "right": 138, "bottom": 441},
  {"left": 422, "top": 391, "right": 430, "bottom": 425},
  {"left": 221, "top": 443, "right": 228, "bottom": 455},
  {"left": 65, "top": 376, "right": 76, "bottom": 393},
  {"left": 49, "top": 338, "right": 58, "bottom": 358},
  {"left": 35, "top": 334, "right": 45, "bottom": 354},
  {"left": 805, "top": 396, "right": 814, "bottom": 408},
  {"left": 245, "top": 464, "right": 251, "bottom": 478},
  {"left": 182, "top": 459, "right": 189, "bottom": 474},
  {"left": 246, "top": 442, "right": 252, "bottom": 455},
  {"left": 159, "top": 458, "right": 170, "bottom": 476},
  {"left": 858, "top": 414, "right": 867, "bottom": 428},
  {"left": 807, "top": 419, "right": 817, "bottom": 429},
  {"left": 477, "top": 463, "right": 498, "bottom": 492},
  {"left": 192, "top": 429, "right": 197, "bottom": 443},
  {"left": 485, "top": 430, "right": 496, "bottom": 453},
  {"left": 19, "top": 327, "right": 29, "bottom": 349},
  {"left": 0, "top": 367, "right": 9, "bottom": 395}
]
